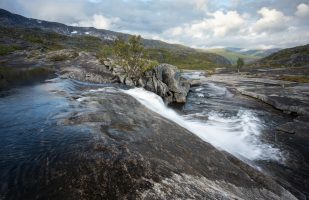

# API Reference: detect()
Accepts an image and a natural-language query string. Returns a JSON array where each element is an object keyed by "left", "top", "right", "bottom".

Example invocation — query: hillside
[
  {"left": 248, "top": 44, "right": 309, "bottom": 68},
  {"left": 225, "top": 47, "right": 280, "bottom": 57},
  {"left": 205, "top": 48, "right": 260, "bottom": 64},
  {"left": 206, "top": 48, "right": 280, "bottom": 65},
  {"left": 0, "top": 8, "right": 231, "bottom": 70},
  {"left": 0, "top": 8, "right": 184, "bottom": 50}
]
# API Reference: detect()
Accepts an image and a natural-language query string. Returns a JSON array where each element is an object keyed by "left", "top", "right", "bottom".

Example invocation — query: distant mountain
[
  {"left": 205, "top": 48, "right": 259, "bottom": 65},
  {"left": 225, "top": 47, "right": 281, "bottom": 58},
  {"left": 0, "top": 8, "right": 231, "bottom": 70},
  {"left": 247, "top": 44, "right": 309, "bottom": 68},
  {"left": 206, "top": 47, "right": 281, "bottom": 65}
]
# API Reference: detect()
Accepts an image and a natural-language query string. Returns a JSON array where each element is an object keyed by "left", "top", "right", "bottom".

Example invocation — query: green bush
[
  {"left": 97, "top": 45, "right": 114, "bottom": 63},
  {"left": 112, "top": 35, "right": 158, "bottom": 82},
  {"left": 236, "top": 57, "right": 244, "bottom": 72}
]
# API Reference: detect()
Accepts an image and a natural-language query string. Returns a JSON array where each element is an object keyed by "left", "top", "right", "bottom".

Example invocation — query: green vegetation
[
  {"left": 112, "top": 35, "right": 158, "bottom": 83},
  {"left": 236, "top": 58, "right": 244, "bottom": 72},
  {"left": 142, "top": 39, "right": 190, "bottom": 51},
  {"left": 248, "top": 44, "right": 309, "bottom": 68},
  {"left": 148, "top": 48, "right": 226, "bottom": 70},
  {"left": 97, "top": 45, "right": 114, "bottom": 63},
  {"left": 73, "top": 35, "right": 104, "bottom": 52},
  {"left": 0, "top": 26, "right": 107, "bottom": 52},
  {"left": 0, "top": 26, "right": 232, "bottom": 70},
  {"left": 0, "top": 44, "right": 22, "bottom": 55},
  {"left": 0, "top": 66, "right": 52, "bottom": 89},
  {"left": 279, "top": 75, "right": 309, "bottom": 83},
  {"left": 206, "top": 48, "right": 260, "bottom": 64}
]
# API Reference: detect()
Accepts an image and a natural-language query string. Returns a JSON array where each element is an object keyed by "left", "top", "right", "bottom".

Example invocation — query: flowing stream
[
  {"left": 123, "top": 87, "right": 282, "bottom": 162},
  {"left": 0, "top": 75, "right": 299, "bottom": 198}
]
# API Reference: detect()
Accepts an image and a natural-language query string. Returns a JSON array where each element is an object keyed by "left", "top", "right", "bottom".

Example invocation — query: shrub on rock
[{"left": 113, "top": 35, "right": 158, "bottom": 84}]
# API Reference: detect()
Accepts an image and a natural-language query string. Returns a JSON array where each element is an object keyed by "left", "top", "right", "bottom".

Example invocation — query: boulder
[
  {"left": 110, "top": 63, "right": 190, "bottom": 104},
  {"left": 124, "top": 77, "right": 134, "bottom": 87},
  {"left": 143, "top": 64, "right": 190, "bottom": 104}
]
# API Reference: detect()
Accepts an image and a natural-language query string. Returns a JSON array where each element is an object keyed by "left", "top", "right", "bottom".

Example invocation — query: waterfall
[{"left": 122, "top": 87, "right": 282, "bottom": 162}]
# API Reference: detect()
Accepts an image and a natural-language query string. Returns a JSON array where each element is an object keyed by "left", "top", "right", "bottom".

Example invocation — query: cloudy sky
[{"left": 1, "top": 0, "right": 309, "bottom": 49}]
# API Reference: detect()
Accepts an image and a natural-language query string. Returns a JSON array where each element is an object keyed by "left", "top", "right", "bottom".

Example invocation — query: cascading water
[{"left": 122, "top": 87, "right": 282, "bottom": 162}]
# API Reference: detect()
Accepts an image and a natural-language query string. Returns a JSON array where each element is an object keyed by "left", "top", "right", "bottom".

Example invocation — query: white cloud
[
  {"left": 253, "top": 7, "right": 291, "bottom": 33},
  {"left": 166, "top": 27, "right": 183, "bottom": 36},
  {"left": 165, "top": 10, "right": 246, "bottom": 39},
  {"left": 295, "top": 3, "right": 309, "bottom": 17},
  {"left": 207, "top": 11, "right": 246, "bottom": 37},
  {"left": 159, "top": 4, "right": 309, "bottom": 49},
  {"left": 73, "top": 14, "right": 119, "bottom": 29}
]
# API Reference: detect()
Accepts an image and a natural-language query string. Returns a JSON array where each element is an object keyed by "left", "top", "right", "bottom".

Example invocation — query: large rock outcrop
[
  {"left": 142, "top": 64, "right": 190, "bottom": 104},
  {"left": 57, "top": 87, "right": 297, "bottom": 200},
  {"left": 103, "top": 60, "right": 190, "bottom": 104},
  {"left": 1, "top": 48, "right": 190, "bottom": 104}
]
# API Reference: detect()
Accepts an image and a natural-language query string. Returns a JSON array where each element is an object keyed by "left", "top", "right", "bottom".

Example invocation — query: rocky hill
[
  {"left": 248, "top": 44, "right": 309, "bottom": 68},
  {"left": 0, "top": 8, "right": 231, "bottom": 70}
]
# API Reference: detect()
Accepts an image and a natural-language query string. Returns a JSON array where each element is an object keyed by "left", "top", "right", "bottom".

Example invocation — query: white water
[
  {"left": 182, "top": 71, "right": 204, "bottom": 79},
  {"left": 122, "top": 87, "right": 282, "bottom": 162}
]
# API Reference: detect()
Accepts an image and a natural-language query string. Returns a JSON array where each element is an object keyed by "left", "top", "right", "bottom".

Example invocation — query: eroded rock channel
[
  {"left": 0, "top": 51, "right": 308, "bottom": 199},
  {"left": 0, "top": 74, "right": 302, "bottom": 199}
]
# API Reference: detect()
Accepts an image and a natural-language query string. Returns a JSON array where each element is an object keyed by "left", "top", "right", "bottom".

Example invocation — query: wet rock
[
  {"left": 277, "top": 120, "right": 309, "bottom": 135},
  {"left": 276, "top": 122, "right": 297, "bottom": 134},
  {"left": 194, "top": 73, "right": 309, "bottom": 199},
  {"left": 238, "top": 88, "right": 309, "bottom": 116},
  {"left": 62, "top": 88, "right": 297, "bottom": 200},
  {"left": 204, "top": 74, "right": 309, "bottom": 116}
]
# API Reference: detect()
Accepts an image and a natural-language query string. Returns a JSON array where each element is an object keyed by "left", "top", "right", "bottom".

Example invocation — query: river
[{"left": 0, "top": 75, "right": 307, "bottom": 199}]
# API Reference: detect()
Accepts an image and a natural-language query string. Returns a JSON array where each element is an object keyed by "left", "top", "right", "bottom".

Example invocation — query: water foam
[{"left": 122, "top": 87, "right": 282, "bottom": 162}]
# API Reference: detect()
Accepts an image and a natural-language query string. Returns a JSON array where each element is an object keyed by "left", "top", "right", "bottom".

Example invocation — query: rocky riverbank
[
  {"left": 0, "top": 76, "right": 298, "bottom": 199},
  {"left": 58, "top": 86, "right": 296, "bottom": 199},
  {"left": 0, "top": 49, "right": 189, "bottom": 104},
  {"left": 203, "top": 73, "right": 309, "bottom": 132},
  {"left": 0, "top": 48, "right": 305, "bottom": 199},
  {"left": 197, "top": 71, "right": 309, "bottom": 199}
]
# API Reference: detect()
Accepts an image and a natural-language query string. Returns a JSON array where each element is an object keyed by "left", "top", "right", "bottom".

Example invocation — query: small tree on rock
[
  {"left": 236, "top": 57, "right": 244, "bottom": 73},
  {"left": 113, "top": 35, "right": 157, "bottom": 83}
]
